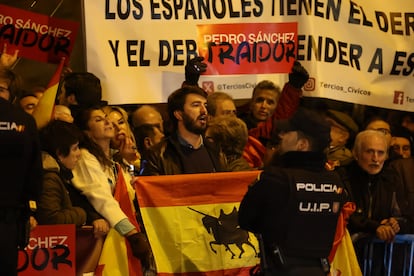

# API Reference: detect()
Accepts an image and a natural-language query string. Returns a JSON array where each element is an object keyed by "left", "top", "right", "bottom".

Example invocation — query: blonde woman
[{"left": 103, "top": 106, "right": 141, "bottom": 174}]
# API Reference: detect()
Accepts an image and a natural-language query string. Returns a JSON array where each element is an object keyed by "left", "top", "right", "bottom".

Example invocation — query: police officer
[
  {"left": 239, "top": 108, "right": 345, "bottom": 276},
  {"left": 0, "top": 68, "right": 42, "bottom": 275}
]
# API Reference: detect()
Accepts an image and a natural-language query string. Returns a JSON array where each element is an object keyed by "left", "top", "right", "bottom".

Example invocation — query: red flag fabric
[
  {"left": 242, "top": 136, "right": 266, "bottom": 168},
  {"left": 328, "top": 202, "right": 356, "bottom": 261},
  {"left": 113, "top": 164, "right": 140, "bottom": 231}
]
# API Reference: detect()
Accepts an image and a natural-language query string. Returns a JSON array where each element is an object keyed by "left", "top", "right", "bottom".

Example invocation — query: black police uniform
[
  {"left": 239, "top": 151, "right": 345, "bottom": 276},
  {"left": 0, "top": 97, "right": 42, "bottom": 275}
]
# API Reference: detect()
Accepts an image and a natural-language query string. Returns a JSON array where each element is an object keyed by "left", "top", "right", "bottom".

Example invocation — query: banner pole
[
  {"left": 80, "top": 0, "right": 87, "bottom": 71},
  {"left": 50, "top": 0, "right": 64, "bottom": 17},
  {"left": 10, "top": 0, "right": 65, "bottom": 70}
]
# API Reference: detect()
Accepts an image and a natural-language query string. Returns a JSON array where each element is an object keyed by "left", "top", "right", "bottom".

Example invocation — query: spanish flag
[
  {"left": 135, "top": 171, "right": 261, "bottom": 276},
  {"left": 32, "top": 58, "right": 65, "bottom": 129},
  {"left": 329, "top": 202, "right": 362, "bottom": 276},
  {"left": 96, "top": 165, "right": 143, "bottom": 276}
]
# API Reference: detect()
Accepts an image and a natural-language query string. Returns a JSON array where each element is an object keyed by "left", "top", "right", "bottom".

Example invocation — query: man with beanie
[
  {"left": 390, "top": 126, "right": 412, "bottom": 159},
  {"left": 239, "top": 108, "right": 345, "bottom": 276},
  {"left": 325, "top": 109, "right": 359, "bottom": 168}
]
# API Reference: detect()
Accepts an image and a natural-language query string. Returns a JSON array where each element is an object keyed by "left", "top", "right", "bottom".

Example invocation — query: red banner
[
  {"left": 197, "top": 23, "right": 297, "bottom": 75},
  {"left": 17, "top": 225, "right": 76, "bottom": 276},
  {"left": 0, "top": 4, "right": 79, "bottom": 64}
]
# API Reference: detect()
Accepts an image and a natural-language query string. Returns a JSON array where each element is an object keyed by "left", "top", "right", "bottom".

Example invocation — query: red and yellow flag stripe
[{"left": 135, "top": 171, "right": 261, "bottom": 275}]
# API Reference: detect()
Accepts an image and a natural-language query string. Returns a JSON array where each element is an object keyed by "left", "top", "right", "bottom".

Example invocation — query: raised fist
[
  {"left": 185, "top": 56, "right": 207, "bottom": 85},
  {"left": 288, "top": 61, "right": 309, "bottom": 89}
]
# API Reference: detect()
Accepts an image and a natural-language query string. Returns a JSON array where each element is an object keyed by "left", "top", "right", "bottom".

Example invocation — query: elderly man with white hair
[{"left": 339, "top": 129, "right": 413, "bottom": 274}]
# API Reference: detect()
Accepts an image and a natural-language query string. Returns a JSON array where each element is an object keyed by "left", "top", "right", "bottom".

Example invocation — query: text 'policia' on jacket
[
  {"left": 0, "top": 97, "right": 42, "bottom": 210},
  {"left": 238, "top": 151, "right": 346, "bottom": 260},
  {"left": 281, "top": 167, "right": 345, "bottom": 258}
]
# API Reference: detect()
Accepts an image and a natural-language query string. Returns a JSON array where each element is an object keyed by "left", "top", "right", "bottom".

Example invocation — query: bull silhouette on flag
[{"left": 189, "top": 206, "right": 257, "bottom": 259}]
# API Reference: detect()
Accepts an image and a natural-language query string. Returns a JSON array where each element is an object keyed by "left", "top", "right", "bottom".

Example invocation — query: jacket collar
[
  {"left": 42, "top": 151, "right": 73, "bottom": 181},
  {"left": 270, "top": 151, "right": 327, "bottom": 171}
]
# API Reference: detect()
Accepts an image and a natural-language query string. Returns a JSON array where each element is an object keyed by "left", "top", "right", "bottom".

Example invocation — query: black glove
[
  {"left": 126, "top": 232, "right": 151, "bottom": 268},
  {"left": 288, "top": 61, "right": 309, "bottom": 89},
  {"left": 185, "top": 56, "right": 207, "bottom": 85}
]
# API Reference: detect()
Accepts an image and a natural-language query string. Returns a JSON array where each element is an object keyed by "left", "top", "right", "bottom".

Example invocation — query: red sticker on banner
[{"left": 197, "top": 22, "right": 297, "bottom": 75}]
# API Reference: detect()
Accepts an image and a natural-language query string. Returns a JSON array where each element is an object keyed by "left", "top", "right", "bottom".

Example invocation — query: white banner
[{"left": 83, "top": 1, "right": 413, "bottom": 111}]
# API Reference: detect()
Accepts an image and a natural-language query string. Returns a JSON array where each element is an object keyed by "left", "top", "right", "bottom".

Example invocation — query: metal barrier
[{"left": 363, "top": 234, "right": 414, "bottom": 276}]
